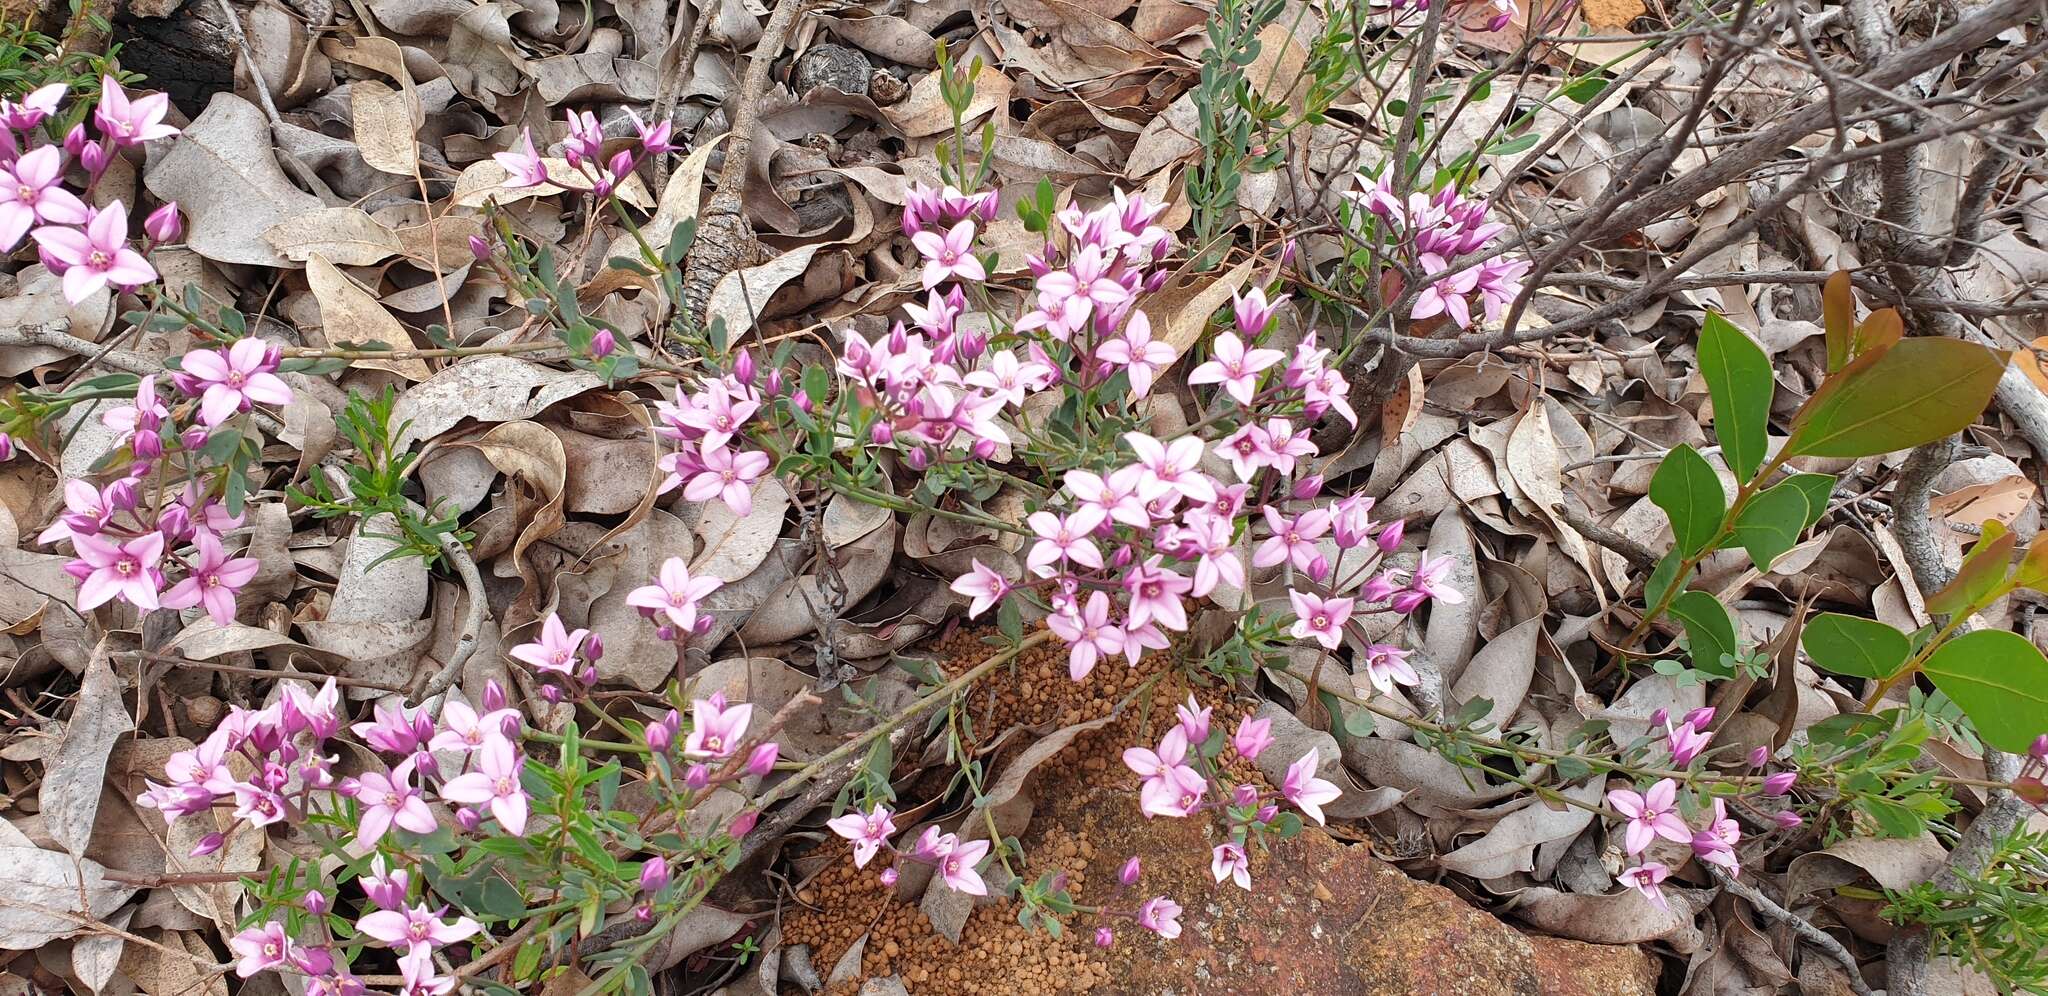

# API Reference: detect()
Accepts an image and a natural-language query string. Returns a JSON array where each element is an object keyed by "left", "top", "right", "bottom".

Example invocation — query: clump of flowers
[{"left": 1344, "top": 170, "right": 1529, "bottom": 330}]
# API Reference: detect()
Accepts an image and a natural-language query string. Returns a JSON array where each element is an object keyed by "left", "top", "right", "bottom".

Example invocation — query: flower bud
[
  {"left": 303, "top": 891, "right": 330, "bottom": 916},
  {"left": 590, "top": 328, "right": 616, "bottom": 359},
  {"left": 1772, "top": 810, "right": 1804, "bottom": 829},
  {"left": 469, "top": 235, "right": 492, "bottom": 261},
  {"left": 455, "top": 807, "right": 482, "bottom": 832},
  {"left": 764, "top": 370, "right": 784, "bottom": 397},
  {"left": 871, "top": 422, "right": 893, "bottom": 445},
  {"left": 640, "top": 856, "right": 670, "bottom": 894},
  {"left": 1280, "top": 238, "right": 1299, "bottom": 268},
  {"left": 1306, "top": 553, "right": 1330, "bottom": 583},
  {"left": 746, "top": 741, "right": 779, "bottom": 777},
  {"left": 905, "top": 448, "right": 928, "bottom": 471},
  {"left": 190, "top": 832, "right": 225, "bottom": 857},
  {"left": 540, "top": 684, "right": 564, "bottom": 704},
  {"left": 1683, "top": 707, "right": 1716, "bottom": 729},
  {"left": 1256, "top": 803, "right": 1278, "bottom": 822},
  {"left": 645, "top": 720, "right": 673, "bottom": 753},
  {"left": 584, "top": 632, "right": 604, "bottom": 662},
  {"left": 1649, "top": 708, "right": 1669, "bottom": 729},
  {"left": 684, "top": 764, "right": 711, "bottom": 790},
  {"left": 729, "top": 810, "right": 759, "bottom": 836},
  {"left": 103, "top": 478, "right": 138, "bottom": 512},
  {"left": 1119, "top": 856, "right": 1141, "bottom": 886},
  {"left": 132, "top": 428, "right": 163, "bottom": 461},
  {"left": 733, "top": 349, "right": 755, "bottom": 385},
  {"left": 791, "top": 388, "right": 813, "bottom": 414},
  {"left": 64, "top": 124, "right": 89, "bottom": 157},
  {"left": 181, "top": 426, "right": 211, "bottom": 450},
  {"left": 482, "top": 679, "right": 506, "bottom": 713},
  {"left": 971, "top": 437, "right": 998, "bottom": 460},
  {"left": 1747, "top": 745, "right": 1770, "bottom": 768},
  {"left": 693, "top": 614, "right": 716, "bottom": 636},
  {"left": 79, "top": 141, "right": 108, "bottom": 178},
  {"left": 1292, "top": 475, "right": 1324, "bottom": 500},
  {"left": 0, "top": 433, "right": 12, "bottom": 461},
  {"left": 144, "top": 202, "right": 182, "bottom": 244},
  {"left": 2032, "top": 733, "right": 2048, "bottom": 762},
  {"left": 879, "top": 866, "right": 900, "bottom": 887},
  {"left": 1762, "top": 771, "right": 1797, "bottom": 796},
  {"left": 1232, "top": 783, "right": 1259, "bottom": 808},
  {"left": 655, "top": 624, "right": 678, "bottom": 642},
  {"left": 1390, "top": 590, "right": 1427, "bottom": 614},
  {"left": 1375, "top": 518, "right": 1405, "bottom": 552},
  {"left": 579, "top": 665, "right": 599, "bottom": 686},
  {"left": 1094, "top": 927, "right": 1114, "bottom": 948}
]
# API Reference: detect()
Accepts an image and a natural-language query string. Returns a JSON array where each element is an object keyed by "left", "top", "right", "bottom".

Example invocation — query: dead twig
[
  {"left": 1707, "top": 864, "right": 1876, "bottom": 996},
  {"left": 414, "top": 529, "right": 487, "bottom": 701}
]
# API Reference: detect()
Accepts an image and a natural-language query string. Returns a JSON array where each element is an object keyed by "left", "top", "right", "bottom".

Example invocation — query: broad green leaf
[
  {"left": 1926, "top": 521, "right": 2016, "bottom": 617},
  {"left": 1649, "top": 445, "right": 1725, "bottom": 556},
  {"left": 1822, "top": 271, "right": 1853, "bottom": 373},
  {"left": 1730, "top": 483, "right": 1809, "bottom": 572},
  {"left": 1802, "top": 613, "right": 1911, "bottom": 679},
  {"left": 1786, "top": 338, "right": 2009, "bottom": 458},
  {"left": 1697, "top": 313, "right": 1774, "bottom": 482},
  {"left": 1853, "top": 309, "right": 1903, "bottom": 360},
  {"left": 1670, "top": 590, "right": 1738, "bottom": 677},
  {"left": 1646, "top": 549, "right": 1684, "bottom": 608},
  {"left": 1920, "top": 629, "right": 2048, "bottom": 753},
  {"left": 1778, "top": 473, "right": 1835, "bottom": 529}
]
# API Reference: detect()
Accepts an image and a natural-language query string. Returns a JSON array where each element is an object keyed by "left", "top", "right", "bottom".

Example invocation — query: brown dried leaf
[{"left": 42, "top": 640, "right": 131, "bottom": 858}]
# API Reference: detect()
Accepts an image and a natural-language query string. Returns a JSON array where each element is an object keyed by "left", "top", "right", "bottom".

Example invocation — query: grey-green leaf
[
  {"left": 1697, "top": 313, "right": 1774, "bottom": 482},
  {"left": 1649, "top": 444, "right": 1725, "bottom": 556},
  {"left": 1731, "top": 483, "right": 1810, "bottom": 572},
  {"left": 1670, "top": 590, "right": 1738, "bottom": 678},
  {"left": 1801, "top": 612, "right": 1911, "bottom": 679}
]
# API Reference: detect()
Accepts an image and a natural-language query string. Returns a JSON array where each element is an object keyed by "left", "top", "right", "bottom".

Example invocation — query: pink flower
[
  {"left": 1287, "top": 589, "right": 1353, "bottom": 650},
  {"left": 181, "top": 338, "right": 293, "bottom": 426},
  {"left": 1186, "top": 331, "right": 1284, "bottom": 406},
  {"left": 950, "top": 559, "right": 1011, "bottom": 617},
  {"left": 0, "top": 146, "right": 89, "bottom": 251},
  {"left": 1215, "top": 422, "right": 1276, "bottom": 482},
  {"left": 911, "top": 219, "right": 986, "bottom": 288},
  {"left": 964, "top": 349, "right": 1052, "bottom": 407},
  {"left": 161, "top": 533, "right": 260, "bottom": 625},
  {"left": 509, "top": 612, "right": 587, "bottom": 676},
  {"left": 34, "top": 200, "right": 158, "bottom": 303},
  {"left": 674, "top": 380, "right": 758, "bottom": 448},
  {"left": 1210, "top": 842, "right": 1251, "bottom": 890},
  {"left": 684, "top": 693, "right": 752, "bottom": 760},
  {"left": 101, "top": 374, "right": 169, "bottom": 443},
  {"left": 1122, "top": 556, "right": 1192, "bottom": 632},
  {"left": 0, "top": 82, "right": 66, "bottom": 132},
  {"left": 356, "top": 903, "right": 481, "bottom": 982},
  {"left": 1361, "top": 643, "right": 1419, "bottom": 695},
  {"left": 1411, "top": 254, "right": 1481, "bottom": 329},
  {"left": 1407, "top": 551, "right": 1465, "bottom": 605},
  {"left": 1259, "top": 418, "right": 1317, "bottom": 476},
  {"left": 1232, "top": 287, "right": 1286, "bottom": 337},
  {"left": 94, "top": 77, "right": 179, "bottom": 145},
  {"left": 493, "top": 129, "right": 550, "bottom": 188},
  {"left": 72, "top": 531, "right": 165, "bottom": 611},
  {"left": 1175, "top": 694, "right": 1212, "bottom": 744},
  {"left": 1048, "top": 590, "right": 1125, "bottom": 680},
  {"left": 1690, "top": 798, "right": 1740, "bottom": 875},
  {"left": 1231, "top": 715, "right": 1274, "bottom": 760},
  {"left": 1177, "top": 510, "right": 1243, "bottom": 599},
  {"left": 1618, "top": 862, "right": 1670, "bottom": 912},
  {"left": 354, "top": 759, "right": 436, "bottom": 846},
  {"left": 1124, "top": 727, "right": 1207, "bottom": 818},
  {"left": 1136, "top": 896, "right": 1182, "bottom": 939},
  {"left": 626, "top": 557, "right": 723, "bottom": 631},
  {"left": 353, "top": 701, "right": 432, "bottom": 755},
  {"left": 932, "top": 835, "right": 990, "bottom": 896},
  {"left": 1255, "top": 505, "right": 1332, "bottom": 572},
  {"left": 1282, "top": 748, "right": 1342, "bottom": 825},
  {"left": 1606, "top": 778, "right": 1690, "bottom": 855},
  {"left": 1065, "top": 467, "right": 1160, "bottom": 529},
  {"left": 144, "top": 201, "right": 182, "bottom": 243},
  {"left": 684, "top": 441, "right": 770, "bottom": 516},
  {"left": 1095, "top": 310, "right": 1175, "bottom": 399},
  {"left": 438, "top": 736, "right": 528, "bottom": 835},
  {"left": 826, "top": 804, "right": 897, "bottom": 867},
  {"left": 428, "top": 700, "right": 519, "bottom": 753},
  {"left": 1666, "top": 719, "right": 1713, "bottom": 767},
  {"left": 230, "top": 922, "right": 297, "bottom": 978},
  {"left": 1026, "top": 507, "right": 1106, "bottom": 576},
  {"left": 1761, "top": 770, "right": 1797, "bottom": 796},
  {"left": 1126, "top": 433, "right": 1215, "bottom": 505}
]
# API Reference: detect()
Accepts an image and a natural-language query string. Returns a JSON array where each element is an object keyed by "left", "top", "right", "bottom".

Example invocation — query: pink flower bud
[
  {"left": 579, "top": 665, "right": 598, "bottom": 686},
  {"left": 1280, "top": 238, "right": 1299, "bottom": 267},
  {"left": 693, "top": 614, "right": 715, "bottom": 636},
  {"left": 645, "top": 720, "right": 673, "bottom": 753},
  {"left": 971, "top": 437, "right": 998, "bottom": 460},
  {"left": 144, "top": 202, "right": 182, "bottom": 243},
  {"left": 1094, "top": 927, "right": 1114, "bottom": 948},
  {"left": 190, "top": 832, "right": 225, "bottom": 857},
  {"left": 540, "top": 684, "right": 563, "bottom": 704},
  {"left": 1306, "top": 553, "right": 1330, "bottom": 582},
  {"left": 181, "top": 426, "right": 210, "bottom": 450},
  {"left": 79, "top": 141, "right": 108, "bottom": 178},
  {"left": 879, "top": 866, "right": 899, "bottom": 887},
  {"left": 685, "top": 764, "right": 712, "bottom": 790},
  {"left": 2032, "top": 733, "right": 2048, "bottom": 762},
  {"left": 1747, "top": 746, "right": 1770, "bottom": 768},
  {"left": 132, "top": 429, "right": 162, "bottom": 461},
  {"left": 1256, "top": 803, "right": 1278, "bottom": 822},
  {"left": 1390, "top": 590, "right": 1427, "bottom": 614},
  {"left": 655, "top": 624, "right": 678, "bottom": 642},
  {"left": 103, "top": 478, "right": 138, "bottom": 511},
  {"left": 1649, "top": 708, "right": 1669, "bottom": 729},
  {"left": 591, "top": 329, "right": 616, "bottom": 359},
  {"left": 1375, "top": 519, "right": 1405, "bottom": 552},
  {"left": 733, "top": 349, "right": 755, "bottom": 385},
  {"left": 1119, "top": 856, "right": 1141, "bottom": 886},
  {"left": 586, "top": 633, "right": 604, "bottom": 661},
  {"left": 1772, "top": 810, "right": 1803, "bottom": 829},
  {"left": 906, "top": 448, "right": 928, "bottom": 471},
  {"left": 482, "top": 679, "right": 506, "bottom": 712},
  {"left": 729, "top": 810, "right": 759, "bottom": 836},
  {"left": 640, "top": 856, "right": 670, "bottom": 893},
  {"left": 746, "top": 741, "right": 779, "bottom": 777},
  {"left": 870, "top": 422, "right": 894, "bottom": 445},
  {"left": 0, "top": 433, "right": 12, "bottom": 461},
  {"left": 469, "top": 235, "right": 492, "bottom": 261},
  {"left": 64, "top": 124, "right": 89, "bottom": 157},
  {"left": 303, "top": 891, "right": 329, "bottom": 916},
  {"left": 1292, "top": 475, "right": 1324, "bottom": 500},
  {"left": 791, "top": 388, "right": 813, "bottom": 414},
  {"left": 455, "top": 807, "right": 482, "bottom": 831},
  {"left": 1232, "top": 783, "right": 1259, "bottom": 807},
  {"left": 1683, "top": 707, "right": 1716, "bottom": 729},
  {"left": 1762, "top": 771, "right": 1797, "bottom": 796}
]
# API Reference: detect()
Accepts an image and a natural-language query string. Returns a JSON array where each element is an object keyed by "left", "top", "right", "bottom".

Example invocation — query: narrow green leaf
[
  {"left": 1801, "top": 613, "right": 1911, "bottom": 679},
  {"left": 1786, "top": 338, "right": 2009, "bottom": 458},
  {"left": 1926, "top": 521, "right": 2016, "bottom": 617},
  {"left": 1669, "top": 590, "right": 1738, "bottom": 677},
  {"left": 1730, "top": 483, "right": 1809, "bottom": 571},
  {"left": 1920, "top": 629, "right": 2048, "bottom": 753},
  {"left": 1697, "top": 313, "right": 1774, "bottom": 482},
  {"left": 1649, "top": 444, "right": 1725, "bottom": 556},
  {"left": 1822, "top": 271, "right": 1854, "bottom": 373}
]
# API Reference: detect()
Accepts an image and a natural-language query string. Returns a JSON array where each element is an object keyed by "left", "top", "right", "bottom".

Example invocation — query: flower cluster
[
  {"left": 2, "top": 79, "right": 183, "bottom": 304},
  {"left": 493, "top": 106, "right": 672, "bottom": 195},
  {"left": 41, "top": 341, "right": 293, "bottom": 621},
  {"left": 230, "top": 857, "right": 484, "bottom": 996},
  {"left": 653, "top": 360, "right": 779, "bottom": 515},
  {"left": 1345, "top": 171, "right": 1529, "bottom": 330}
]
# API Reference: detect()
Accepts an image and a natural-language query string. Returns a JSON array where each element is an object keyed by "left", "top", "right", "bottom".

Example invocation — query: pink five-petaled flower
[
  {"left": 931, "top": 834, "right": 991, "bottom": 896},
  {"left": 1232, "top": 715, "right": 1275, "bottom": 761},
  {"left": 1282, "top": 748, "right": 1342, "bottom": 825},
  {"left": 356, "top": 903, "right": 481, "bottom": 984},
  {"left": 1408, "top": 551, "right": 1466, "bottom": 604},
  {"left": 0, "top": 146, "right": 90, "bottom": 251},
  {"left": 1124, "top": 727, "right": 1206, "bottom": 818},
  {"left": 492, "top": 129, "right": 551, "bottom": 188},
  {"left": 1137, "top": 896, "right": 1182, "bottom": 939},
  {"left": 1606, "top": 778, "right": 1691, "bottom": 856},
  {"left": 94, "top": 77, "right": 180, "bottom": 146},
  {"left": 684, "top": 441, "right": 770, "bottom": 516},
  {"left": 1186, "top": 331, "right": 1285, "bottom": 407},
  {"left": 161, "top": 533, "right": 260, "bottom": 625},
  {"left": 1666, "top": 719, "right": 1713, "bottom": 767},
  {"left": 1360, "top": 643, "right": 1419, "bottom": 695},
  {"left": 1048, "top": 589, "right": 1124, "bottom": 680},
  {"left": 950, "top": 559, "right": 1011, "bottom": 618},
  {"left": 427, "top": 700, "right": 520, "bottom": 754},
  {"left": 1287, "top": 589, "right": 1354, "bottom": 650},
  {"left": 826, "top": 804, "right": 898, "bottom": 868},
  {"left": 1095, "top": 310, "right": 1175, "bottom": 398},
  {"left": 1691, "top": 798, "right": 1741, "bottom": 875},
  {"left": 34, "top": 200, "right": 158, "bottom": 304},
  {"left": 684, "top": 693, "right": 752, "bottom": 760},
  {"left": 72, "top": 531, "right": 165, "bottom": 611},
  {"left": 1126, "top": 432, "right": 1216, "bottom": 504},
  {"left": 1179, "top": 510, "right": 1244, "bottom": 598},
  {"left": 1026, "top": 506, "right": 1106, "bottom": 576},
  {"left": 1215, "top": 421, "right": 1276, "bottom": 483},
  {"left": 1233, "top": 287, "right": 1286, "bottom": 337},
  {"left": 230, "top": 922, "right": 297, "bottom": 978},
  {"left": 911, "top": 219, "right": 986, "bottom": 289},
  {"left": 1122, "top": 556, "right": 1193, "bottom": 632},
  {"left": 354, "top": 759, "right": 436, "bottom": 847},
  {"left": 182, "top": 338, "right": 294, "bottom": 427},
  {"left": 438, "top": 735, "right": 528, "bottom": 835},
  {"left": 508, "top": 612, "right": 588, "bottom": 676},
  {"left": 626, "top": 557, "right": 723, "bottom": 632},
  {"left": 1619, "top": 862, "right": 1671, "bottom": 912},
  {"left": 1255, "top": 505, "right": 1332, "bottom": 573},
  {"left": 1210, "top": 842, "right": 1251, "bottom": 890}
]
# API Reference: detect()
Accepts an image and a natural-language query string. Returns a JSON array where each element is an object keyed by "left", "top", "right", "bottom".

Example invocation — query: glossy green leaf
[
  {"left": 1920, "top": 629, "right": 2048, "bottom": 753},
  {"left": 1697, "top": 313, "right": 1774, "bottom": 482},
  {"left": 1646, "top": 549, "right": 1684, "bottom": 609},
  {"left": 1926, "top": 521, "right": 2016, "bottom": 617},
  {"left": 1670, "top": 590, "right": 1738, "bottom": 677},
  {"left": 1650, "top": 444, "right": 1725, "bottom": 556},
  {"left": 1801, "top": 612, "right": 1911, "bottom": 679},
  {"left": 1786, "top": 338, "right": 2009, "bottom": 458},
  {"left": 1778, "top": 473, "right": 1835, "bottom": 529},
  {"left": 1730, "top": 483, "right": 1809, "bottom": 572}
]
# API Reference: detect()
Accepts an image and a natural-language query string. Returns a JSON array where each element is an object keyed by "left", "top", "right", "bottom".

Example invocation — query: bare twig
[
  {"left": 1707, "top": 864, "right": 1876, "bottom": 996},
  {"left": 414, "top": 529, "right": 487, "bottom": 701},
  {"left": 1553, "top": 501, "right": 1657, "bottom": 570},
  {"left": 0, "top": 324, "right": 155, "bottom": 374},
  {"left": 1890, "top": 436, "right": 1958, "bottom": 600}
]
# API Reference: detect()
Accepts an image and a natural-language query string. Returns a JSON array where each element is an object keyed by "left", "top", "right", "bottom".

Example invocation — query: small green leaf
[
  {"left": 1649, "top": 444, "right": 1725, "bottom": 556},
  {"left": 1669, "top": 590, "right": 1738, "bottom": 678},
  {"left": 1786, "top": 338, "right": 2009, "bottom": 458},
  {"left": 479, "top": 876, "right": 526, "bottom": 919},
  {"left": 1730, "top": 483, "right": 1809, "bottom": 571},
  {"left": 1801, "top": 613, "right": 1911, "bottom": 679},
  {"left": 1920, "top": 629, "right": 2048, "bottom": 753},
  {"left": 1822, "top": 271, "right": 1853, "bottom": 373},
  {"left": 1697, "top": 313, "right": 1775, "bottom": 482}
]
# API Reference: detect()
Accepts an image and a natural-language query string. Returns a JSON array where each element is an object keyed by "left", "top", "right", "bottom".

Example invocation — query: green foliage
[
  {"left": 285, "top": 386, "right": 472, "bottom": 569},
  {"left": 0, "top": 21, "right": 137, "bottom": 104},
  {"left": 1186, "top": 0, "right": 1286, "bottom": 269},
  {"left": 1784, "top": 337, "right": 2010, "bottom": 459},
  {"left": 1920, "top": 630, "right": 2048, "bottom": 754},
  {"left": 1727, "top": 479, "right": 1808, "bottom": 571},
  {"left": 1799, "top": 708, "right": 1959, "bottom": 838},
  {"left": 1696, "top": 313, "right": 1774, "bottom": 482},
  {"left": 1668, "top": 591, "right": 1738, "bottom": 678},
  {"left": 1801, "top": 613, "right": 1912, "bottom": 680},
  {"left": 1884, "top": 827, "right": 2048, "bottom": 994},
  {"left": 1648, "top": 443, "right": 1723, "bottom": 556}
]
